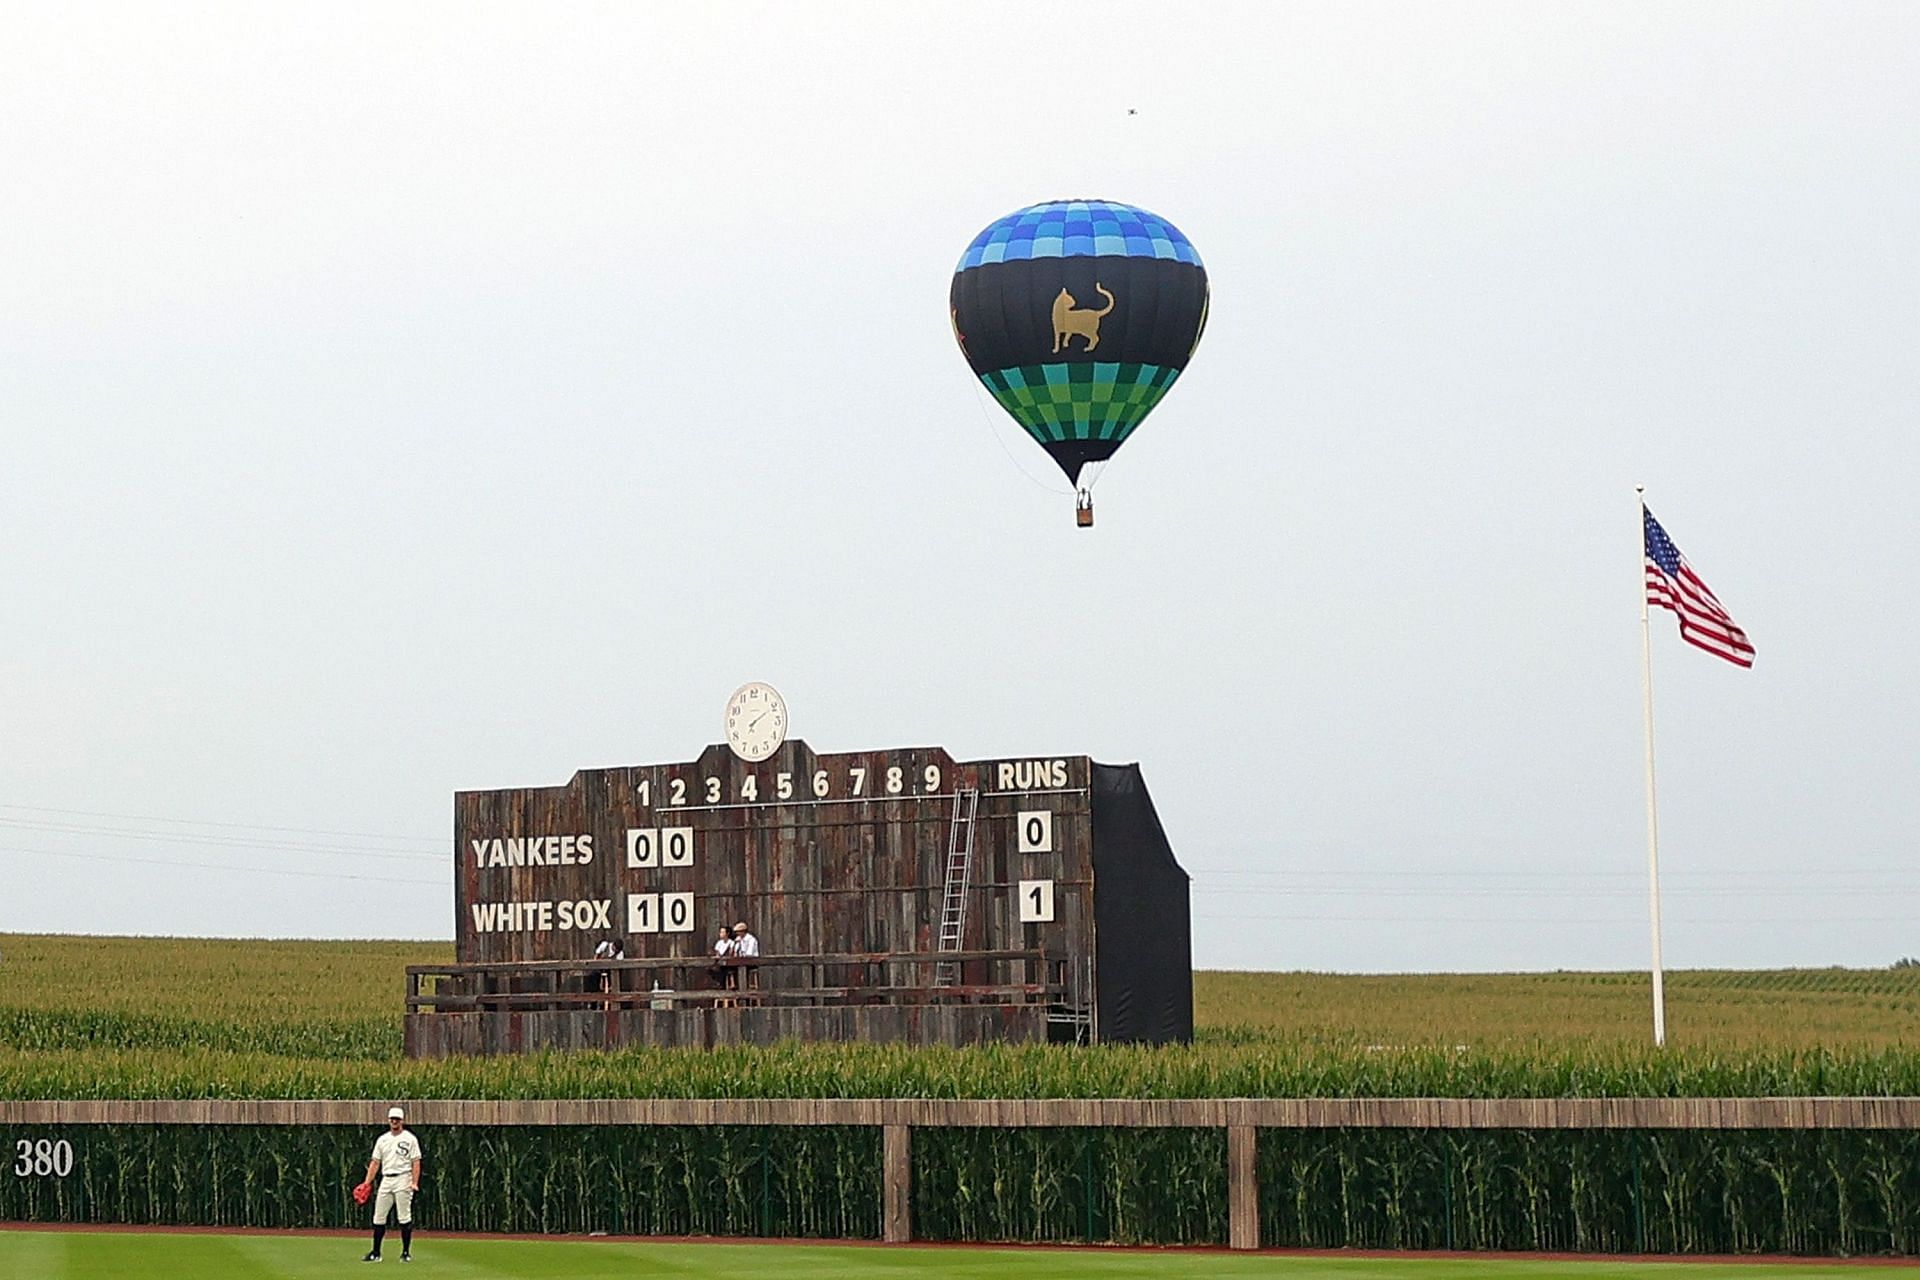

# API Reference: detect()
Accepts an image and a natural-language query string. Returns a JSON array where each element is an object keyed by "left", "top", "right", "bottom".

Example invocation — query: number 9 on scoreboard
[{"left": 1017, "top": 879, "right": 1055, "bottom": 924}]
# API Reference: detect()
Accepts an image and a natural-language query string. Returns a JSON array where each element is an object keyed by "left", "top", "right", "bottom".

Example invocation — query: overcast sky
[{"left": 3, "top": 3, "right": 1916, "bottom": 974}]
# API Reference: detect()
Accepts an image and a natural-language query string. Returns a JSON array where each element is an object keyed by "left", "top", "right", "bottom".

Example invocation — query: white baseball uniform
[{"left": 370, "top": 1128, "right": 422, "bottom": 1224}]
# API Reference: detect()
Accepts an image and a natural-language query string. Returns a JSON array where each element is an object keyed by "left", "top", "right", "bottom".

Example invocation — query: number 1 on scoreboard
[{"left": 1017, "top": 879, "right": 1055, "bottom": 923}]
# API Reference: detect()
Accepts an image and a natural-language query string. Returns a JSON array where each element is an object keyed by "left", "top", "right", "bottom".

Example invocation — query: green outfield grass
[{"left": 1, "top": 1231, "right": 1912, "bottom": 1278}]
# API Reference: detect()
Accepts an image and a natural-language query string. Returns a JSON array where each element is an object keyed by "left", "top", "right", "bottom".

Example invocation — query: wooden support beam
[
  {"left": 1227, "top": 1124, "right": 1258, "bottom": 1250},
  {"left": 883, "top": 1123, "right": 912, "bottom": 1243},
  {"left": 9, "top": 1096, "right": 1920, "bottom": 1131}
]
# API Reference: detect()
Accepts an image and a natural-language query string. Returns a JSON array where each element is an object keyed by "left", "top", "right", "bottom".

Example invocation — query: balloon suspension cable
[{"left": 968, "top": 382, "right": 1073, "bottom": 495}]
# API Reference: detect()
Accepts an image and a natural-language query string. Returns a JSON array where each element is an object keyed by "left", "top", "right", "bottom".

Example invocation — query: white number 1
[{"left": 1018, "top": 879, "right": 1055, "bottom": 923}]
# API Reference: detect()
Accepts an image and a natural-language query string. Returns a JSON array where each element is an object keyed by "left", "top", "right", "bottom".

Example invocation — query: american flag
[{"left": 1643, "top": 506, "right": 1755, "bottom": 668}]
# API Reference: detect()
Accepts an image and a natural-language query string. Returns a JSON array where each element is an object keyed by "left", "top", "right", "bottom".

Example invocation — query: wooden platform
[
  {"left": 402, "top": 950, "right": 1075, "bottom": 1055},
  {"left": 405, "top": 1003, "right": 1052, "bottom": 1055}
]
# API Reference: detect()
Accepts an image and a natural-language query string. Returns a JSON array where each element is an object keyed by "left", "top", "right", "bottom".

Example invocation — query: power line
[
  {"left": 12, "top": 845, "right": 444, "bottom": 888},
  {"left": 0, "top": 802, "right": 441, "bottom": 847},
  {"left": 0, "top": 816, "right": 444, "bottom": 863},
  {"left": 1191, "top": 885, "right": 1920, "bottom": 899},
  {"left": 1197, "top": 866, "right": 1916, "bottom": 880},
  {"left": 1197, "top": 910, "right": 1920, "bottom": 925}
]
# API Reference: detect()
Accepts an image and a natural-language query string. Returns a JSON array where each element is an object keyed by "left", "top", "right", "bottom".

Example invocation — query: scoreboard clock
[
  {"left": 723, "top": 682, "right": 787, "bottom": 762},
  {"left": 432, "top": 708, "right": 1192, "bottom": 1053}
]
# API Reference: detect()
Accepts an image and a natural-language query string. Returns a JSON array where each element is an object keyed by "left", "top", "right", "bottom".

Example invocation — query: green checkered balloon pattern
[{"left": 981, "top": 362, "right": 1181, "bottom": 444}]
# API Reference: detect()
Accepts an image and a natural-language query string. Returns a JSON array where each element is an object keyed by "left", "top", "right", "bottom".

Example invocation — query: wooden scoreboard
[{"left": 408, "top": 692, "right": 1192, "bottom": 1055}]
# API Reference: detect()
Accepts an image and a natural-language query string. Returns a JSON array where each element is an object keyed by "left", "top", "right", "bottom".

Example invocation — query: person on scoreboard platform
[
  {"left": 731, "top": 921, "right": 760, "bottom": 988},
  {"left": 357, "top": 1107, "right": 421, "bottom": 1263},
  {"left": 708, "top": 929, "right": 735, "bottom": 989},
  {"left": 592, "top": 936, "right": 623, "bottom": 1000}
]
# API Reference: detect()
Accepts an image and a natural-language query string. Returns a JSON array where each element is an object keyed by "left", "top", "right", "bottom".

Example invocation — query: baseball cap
[{"left": 388, "top": 1107, "right": 405, "bottom": 1120}]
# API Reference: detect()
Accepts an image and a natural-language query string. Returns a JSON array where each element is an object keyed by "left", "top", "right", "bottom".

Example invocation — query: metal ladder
[
  {"left": 934, "top": 788, "right": 980, "bottom": 987},
  {"left": 1047, "top": 953, "right": 1097, "bottom": 1044}
]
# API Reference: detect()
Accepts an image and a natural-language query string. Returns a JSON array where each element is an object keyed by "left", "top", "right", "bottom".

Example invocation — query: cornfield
[
  {"left": 1196, "top": 968, "right": 1920, "bottom": 1048},
  {"left": 0, "top": 1009, "right": 392, "bottom": 1060},
  {"left": 4, "top": 935, "right": 1920, "bottom": 1254},
  {"left": 8, "top": 1040, "right": 1920, "bottom": 1102},
  {"left": 8, "top": 1123, "right": 1920, "bottom": 1254},
  {"left": 0, "top": 1124, "right": 878, "bottom": 1240},
  {"left": 1256, "top": 1128, "right": 1920, "bottom": 1256},
  {"left": 913, "top": 1126, "right": 1225, "bottom": 1244},
  {"left": 7, "top": 934, "right": 1920, "bottom": 1053}
]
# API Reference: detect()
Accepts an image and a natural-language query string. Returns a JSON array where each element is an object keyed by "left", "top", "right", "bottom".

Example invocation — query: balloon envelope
[{"left": 950, "top": 199, "right": 1208, "bottom": 484}]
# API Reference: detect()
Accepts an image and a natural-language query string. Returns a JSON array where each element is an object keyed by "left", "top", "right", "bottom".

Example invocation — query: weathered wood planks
[
  {"left": 404, "top": 1004, "right": 1055, "bottom": 1055},
  {"left": 442, "top": 743, "right": 1103, "bottom": 1055}
]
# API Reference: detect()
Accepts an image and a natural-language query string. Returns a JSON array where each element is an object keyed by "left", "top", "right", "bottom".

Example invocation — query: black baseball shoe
[
  {"left": 401, "top": 1253, "right": 411, "bottom": 1262},
  {"left": 361, "top": 1252, "right": 381, "bottom": 1262}
]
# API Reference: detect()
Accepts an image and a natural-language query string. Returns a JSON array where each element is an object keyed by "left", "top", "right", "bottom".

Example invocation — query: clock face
[{"left": 723, "top": 682, "right": 788, "bottom": 762}]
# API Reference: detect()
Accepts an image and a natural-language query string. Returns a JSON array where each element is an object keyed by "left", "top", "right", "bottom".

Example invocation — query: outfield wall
[{"left": 6, "top": 1099, "right": 1920, "bottom": 1255}]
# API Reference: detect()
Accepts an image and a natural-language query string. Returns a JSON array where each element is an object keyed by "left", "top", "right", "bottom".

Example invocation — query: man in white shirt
[
  {"left": 591, "top": 936, "right": 623, "bottom": 999},
  {"left": 359, "top": 1107, "right": 422, "bottom": 1262},
  {"left": 731, "top": 921, "right": 760, "bottom": 989}
]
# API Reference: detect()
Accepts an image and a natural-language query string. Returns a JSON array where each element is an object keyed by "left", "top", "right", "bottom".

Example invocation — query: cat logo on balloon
[{"left": 1051, "top": 284, "right": 1115, "bottom": 354}]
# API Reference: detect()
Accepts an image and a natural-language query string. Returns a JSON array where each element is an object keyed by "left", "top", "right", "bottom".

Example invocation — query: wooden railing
[{"left": 405, "top": 949, "right": 1069, "bottom": 1013}]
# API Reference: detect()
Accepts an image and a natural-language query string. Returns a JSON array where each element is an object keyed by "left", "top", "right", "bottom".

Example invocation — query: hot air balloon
[{"left": 950, "top": 199, "right": 1208, "bottom": 526}]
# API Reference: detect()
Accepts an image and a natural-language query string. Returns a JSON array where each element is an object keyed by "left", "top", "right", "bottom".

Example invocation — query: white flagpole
[{"left": 1637, "top": 484, "right": 1668, "bottom": 1047}]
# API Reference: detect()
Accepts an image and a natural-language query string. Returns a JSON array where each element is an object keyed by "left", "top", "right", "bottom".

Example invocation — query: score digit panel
[{"left": 454, "top": 742, "right": 1092, "bottom": 967}]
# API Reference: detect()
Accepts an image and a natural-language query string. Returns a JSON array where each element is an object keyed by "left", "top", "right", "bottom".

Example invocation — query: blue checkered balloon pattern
[{"left": 955, "top": 200, "right": 1203, "bottom": 271}]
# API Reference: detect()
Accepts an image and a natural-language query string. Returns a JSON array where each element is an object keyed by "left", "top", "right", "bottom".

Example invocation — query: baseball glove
[{"left": 352, "top": 1181, "right": 372, "bottom": 1205}]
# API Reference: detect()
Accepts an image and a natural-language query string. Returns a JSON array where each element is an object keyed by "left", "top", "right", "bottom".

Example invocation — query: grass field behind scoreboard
[
  {"left": 6, "top": 934, "right": 1918, "bottom": 1046},
  {"left": 1, "top": 934, "right": 1917, "bottom": 1100}
]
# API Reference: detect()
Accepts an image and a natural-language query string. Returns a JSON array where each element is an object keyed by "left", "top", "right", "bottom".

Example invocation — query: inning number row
[{"left": 637, "top": 765, "right": 946, "bottom": 807}]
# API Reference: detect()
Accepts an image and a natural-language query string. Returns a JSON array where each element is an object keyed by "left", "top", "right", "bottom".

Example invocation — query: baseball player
[{"left": 357, "top": 1106, "right": 422, "bottom": 1262}]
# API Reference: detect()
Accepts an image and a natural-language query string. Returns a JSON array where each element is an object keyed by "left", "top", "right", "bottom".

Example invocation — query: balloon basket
[{"left": 1074, "top": 490, "right": 1094, "bottom": 528}]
